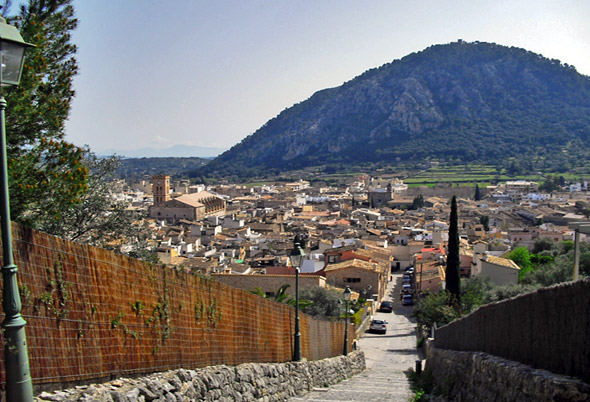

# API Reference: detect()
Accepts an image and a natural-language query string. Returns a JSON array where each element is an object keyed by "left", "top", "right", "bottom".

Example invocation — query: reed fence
[{"left": 0, "top": 224, "right": 351, "bottom": 389}]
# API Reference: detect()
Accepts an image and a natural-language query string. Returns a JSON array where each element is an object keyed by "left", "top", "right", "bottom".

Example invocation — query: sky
[{"left": 61, "top": 0, "right": 590, "bottom": 156}]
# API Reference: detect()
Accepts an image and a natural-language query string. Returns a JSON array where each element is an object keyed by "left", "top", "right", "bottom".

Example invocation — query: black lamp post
[
  {"left": 289, "top": 235, "right": 305, "bottom": 361},
  {"left": 0, "top": 16, "right": 34, "bottom": 402},
  {"left": 343, "top": 286, "right": 351, "bottom": 356}
]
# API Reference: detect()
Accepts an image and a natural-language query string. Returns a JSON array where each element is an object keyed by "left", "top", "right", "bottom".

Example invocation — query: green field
[
  {"left": 243, "top": 163, "right": 589, "bottom": 189},
  {"left": 404, "top": 165, "right": 545, "bottom": 188}
]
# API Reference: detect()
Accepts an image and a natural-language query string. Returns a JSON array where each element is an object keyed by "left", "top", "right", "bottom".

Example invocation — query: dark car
[
  {"left": 402, "top": 294, "right": 414, "bottom": 306},
  {"left": 379, "top": 300, "right": 394, "bottom": 313}
]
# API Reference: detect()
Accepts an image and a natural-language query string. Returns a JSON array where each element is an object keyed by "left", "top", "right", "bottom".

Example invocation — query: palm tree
[{"left": 250, "top": 284, "right": 312, "bottom": 308}]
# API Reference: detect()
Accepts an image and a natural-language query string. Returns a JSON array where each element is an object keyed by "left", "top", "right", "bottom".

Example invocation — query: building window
[{"left": 344, "top": 278, "right": 361, "bottom": 283}]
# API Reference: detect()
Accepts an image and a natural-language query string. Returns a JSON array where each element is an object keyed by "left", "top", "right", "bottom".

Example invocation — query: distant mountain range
[
  {"left": 100, "top": 145, "right": 227, "bottom": 159},
  {"left": 197, "top": 41, "right": 590, "bottom": 178}
]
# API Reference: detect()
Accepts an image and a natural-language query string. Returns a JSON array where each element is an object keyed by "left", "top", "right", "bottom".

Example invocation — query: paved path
[{"left": 291, "top": 272, "right": 422, "bottom": 401}]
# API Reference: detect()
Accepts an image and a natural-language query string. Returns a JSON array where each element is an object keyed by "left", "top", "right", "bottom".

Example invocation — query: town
[
  {"left": 113, "top": 173, "right": 589, "bottom": 302},
  {"left": 2, "top": 2, "right": 590, "bottom": 400}
]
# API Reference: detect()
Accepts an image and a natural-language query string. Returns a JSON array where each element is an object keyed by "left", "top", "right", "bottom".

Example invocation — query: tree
[
  {"left": 506, "top": 246, "right": 532, "bottom": 280},
  {"left": 446, "top": 196, "right": 461, "bottom": 301},
  {"left": 411, "top": 194, "right": 424, "bottom": 210},
  {"left": 479, "top": 215, "right": 489, "bottom": 231},
  {"left": 249, "top": 284, "right": 312, "bottom": 309},
  {"left": 299, "top": 286, "right": 343, "bottom": 318},
  {"left": 460, "top": 277, "right": 492, "bottom": 314},
  {"left": 531, "top": 237, "right": 554, "bottom": 254},
  {"left": 4, "top": 0, "right": 88, "bottom": 225},
  {"left": 474, "top": 183, "right": 481, "bottom": 201},
  {"left": 411, "top": 291, "right": 460, "bottom": 331},
  {"left": 35, "top": 152, "right": 145, "bottom": 248}
]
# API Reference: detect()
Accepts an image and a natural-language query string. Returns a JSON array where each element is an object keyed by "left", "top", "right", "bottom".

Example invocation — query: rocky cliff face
[{"left": 200, "top": 41, "right": 590, "bottom": 176}]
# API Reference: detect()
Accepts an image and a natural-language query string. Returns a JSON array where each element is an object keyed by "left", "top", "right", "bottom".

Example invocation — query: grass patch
[{"left": 405, "top": 366, "right": 434, "bottom": 402}]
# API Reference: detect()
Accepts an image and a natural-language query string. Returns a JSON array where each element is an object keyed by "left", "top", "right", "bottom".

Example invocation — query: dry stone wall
[
  {"left": 425, "top": 345, "right": 590, "bottom": 401},
  {"left": 34, "top": 351, "right": 366, "bottom": 402}
]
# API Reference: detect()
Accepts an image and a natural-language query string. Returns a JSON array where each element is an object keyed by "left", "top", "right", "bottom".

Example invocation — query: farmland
[{"left": 403, "top": 165, "right": 545, "bottom": 188}]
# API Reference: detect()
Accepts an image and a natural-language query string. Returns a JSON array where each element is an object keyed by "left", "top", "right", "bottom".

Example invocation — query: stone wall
[
  {"left": 425, "top": 344, "right": 590, "bottom": 401},
  {"left": 34, "top": 351, "right": 366, "bottom": 402}
]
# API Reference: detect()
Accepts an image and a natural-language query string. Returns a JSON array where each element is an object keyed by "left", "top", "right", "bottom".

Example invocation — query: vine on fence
[
  {"left": 111, "top": 311, "right": 125, "bottom": 329},
  {"left": 195, "top": 300, "right": 204, "bottom": 322},
  {"left": 36, "top": 258, "right": 72, "bottom": 322},
  {"left": 144, "top": 267, "right": 172, "bottom": 344},
  {"left": 207, "top": 299, "right": 222, "bottom": 327},
  {"left": 131, "top": 300, "right": 145, "bottom": 316}
]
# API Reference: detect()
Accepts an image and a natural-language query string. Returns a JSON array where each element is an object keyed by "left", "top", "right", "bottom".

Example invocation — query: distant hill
[
  {"left": 116, "top": 157, "right": 210, "bottom": 182},
  {"left": 198, "top": 41, "right": 590, "bottom": 178},
  {"left": 101, "top": 144, "right": 227, "bottom": 159}
]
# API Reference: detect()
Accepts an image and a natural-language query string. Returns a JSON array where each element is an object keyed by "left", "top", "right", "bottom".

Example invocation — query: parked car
[
  {"left": 403, "top": 275, "right": 412, "bottom": 283},
  {"left": 369, "top": 319, "right": 387, "bottom": 334},
  {"left": 402, "top": 294, "right": 414, "bottom": 306},
  {"left": 379, "top": 300, "right": 394, "bottom": 313},
  {"left": 405, "top": 266, "right": 415, "bottom": 274},
  {"left": 402, "top": 283, "right": 412, "bottom": 294}
]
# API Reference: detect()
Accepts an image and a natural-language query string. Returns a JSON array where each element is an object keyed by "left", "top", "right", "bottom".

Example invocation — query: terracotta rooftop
[
  {"left": 324, "top": 259, "right": 382, "bottom": 273},
  {"left": 483, "top": 254, "right": 521, "bottom": 270}
]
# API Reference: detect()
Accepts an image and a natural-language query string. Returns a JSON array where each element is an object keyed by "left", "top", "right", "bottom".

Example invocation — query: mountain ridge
[{"left": 198, "top": 41, "right": 590, "bottom": 178}]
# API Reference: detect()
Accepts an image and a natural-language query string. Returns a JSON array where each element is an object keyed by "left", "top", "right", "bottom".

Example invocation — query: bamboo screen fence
[{"left": 0, "top": 224, "right": 351, "bottom": 389}]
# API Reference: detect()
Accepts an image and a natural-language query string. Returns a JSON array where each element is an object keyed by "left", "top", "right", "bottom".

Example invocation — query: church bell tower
[{"left": 152, "top": 174, "right": 170, "bottom": 206}]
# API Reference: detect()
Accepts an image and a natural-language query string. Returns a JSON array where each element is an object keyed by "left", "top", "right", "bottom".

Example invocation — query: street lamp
[
  {"left": 289, "top": 235, "right": 305, "bottom": 361},
  {"left": 343, "top": 286, "right": 351, "bottom": 356},
  {"left": 568, "top": 222, "right": 590, "bottom": 280},
  {"left": 0, "top": 16, "right": 35, "bottom": 402}
]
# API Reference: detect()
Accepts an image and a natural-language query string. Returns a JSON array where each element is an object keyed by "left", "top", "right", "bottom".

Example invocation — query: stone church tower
[{"left": 152, "top": 174, "right": 170, "bottom": 206}]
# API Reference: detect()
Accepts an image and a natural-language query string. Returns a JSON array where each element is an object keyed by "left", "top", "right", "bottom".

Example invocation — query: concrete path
[{"left": 291, "top": 272, "right": 422, "bottom": 401}]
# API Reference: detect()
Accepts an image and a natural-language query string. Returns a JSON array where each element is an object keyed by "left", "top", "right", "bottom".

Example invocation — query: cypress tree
[
  {"left": 446, "top": 196, "right": 461, "bottom": 300},
  {"left": 474, "top": 184, "right": 481, "bottom": 201}
]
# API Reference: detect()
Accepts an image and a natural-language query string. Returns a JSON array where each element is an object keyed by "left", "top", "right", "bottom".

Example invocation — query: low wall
[
  {"left": 34, "top": 351, "right": 366, "bottom": 402},
  {"left": 434, "top": 278, "right": 590, "bottom": 383},
  {"left": 425, "top": 344, "right": 590, "bottom": 401}
]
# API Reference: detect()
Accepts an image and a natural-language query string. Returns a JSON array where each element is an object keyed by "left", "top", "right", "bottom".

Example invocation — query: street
[{"left": 291, "top": 271, "right": 421, "bottom": 401}]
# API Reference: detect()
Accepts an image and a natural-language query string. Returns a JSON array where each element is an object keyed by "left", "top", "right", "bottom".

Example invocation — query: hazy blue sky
[{"left": 62, "top": 0, "right": 590, "bottom": 155}]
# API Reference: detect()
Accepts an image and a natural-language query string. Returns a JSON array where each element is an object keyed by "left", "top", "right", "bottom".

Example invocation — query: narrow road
[{"left": 291, "top": 272, "right": 421, "bottom": 401}]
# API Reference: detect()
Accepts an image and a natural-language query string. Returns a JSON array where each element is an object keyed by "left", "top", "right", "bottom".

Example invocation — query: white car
[{"left": 369, "top": 319, "right": 387, "bottom": 334}]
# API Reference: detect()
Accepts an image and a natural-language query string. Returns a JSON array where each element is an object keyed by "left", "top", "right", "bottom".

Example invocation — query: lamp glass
[
  {"left": 290, "top": 246, "right": 305, "bottom": 268},
  {"left": 290, "top": 253, "right": 302, "bottom": 268},
  {"left": 1, "top": 40, "right": 26, "bottom": 86},
  {"left": 343, "top": 286, "right": 351, "bottom": 301}
]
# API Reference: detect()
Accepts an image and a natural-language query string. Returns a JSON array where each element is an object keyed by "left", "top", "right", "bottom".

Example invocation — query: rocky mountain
[{"left": 198, "top": 41, "right": 590, "bottom": 177}]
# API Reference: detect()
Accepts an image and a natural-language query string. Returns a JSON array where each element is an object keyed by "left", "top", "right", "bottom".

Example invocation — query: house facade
[{"left": 324, "top": 259, "right": 387, "bottom": 301}]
